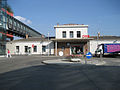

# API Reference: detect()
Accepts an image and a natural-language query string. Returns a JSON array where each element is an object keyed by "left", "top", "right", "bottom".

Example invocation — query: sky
[{"left": 8, "top": 0, "right": 120, "bottom": 37}]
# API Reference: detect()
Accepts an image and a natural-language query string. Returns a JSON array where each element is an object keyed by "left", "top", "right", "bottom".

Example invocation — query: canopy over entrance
[
  {"left": 52, "top": 38, "right": 94, "bottom": 56},
  {"left": 51, "top": 38, "right": 94, "bottom": 42}
]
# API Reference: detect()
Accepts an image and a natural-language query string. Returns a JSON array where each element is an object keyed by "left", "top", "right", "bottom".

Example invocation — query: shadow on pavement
[
  {"left": 94, "top": 54, "right": 120, "bottom": 58},
  {"left": 0, "top": 64, "right": 120, "bottom": 90}
]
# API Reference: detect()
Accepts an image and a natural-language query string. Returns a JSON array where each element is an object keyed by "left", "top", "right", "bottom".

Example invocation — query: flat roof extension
[{"left": 54, "top": 24, "right": 88, "bottom": 28}]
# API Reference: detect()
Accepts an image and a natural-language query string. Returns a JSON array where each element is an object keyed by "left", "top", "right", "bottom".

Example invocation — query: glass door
[{"left": 71, "top": 45, "right": 83, "bottom": 55}]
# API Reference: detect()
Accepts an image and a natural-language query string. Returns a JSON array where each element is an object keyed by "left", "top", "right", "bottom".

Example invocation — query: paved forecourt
[{"left": 0, "top": 55, "right": 120, "bottom": 90}]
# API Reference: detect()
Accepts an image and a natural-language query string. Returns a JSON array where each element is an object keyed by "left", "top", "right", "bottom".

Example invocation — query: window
[
  {"left": 33, "top": 46, "right": 37, "bottom": 52},
  {"left": 9, "top": 18, "right": 12, "bottom": 24},
  {"left": 70, "top": 31, "right": 74, "bottom": 38},
  {"left": 0, "top": 33, "right": 2, "bottom": 40},
  {"left": 77, "top": 31, "right": 81, "bottom": 38},
  {"left": 14, "top": 21, "right": 16, "bottom": 26},
  {"left": 62, "top": 31, "right": 66, "bottom": 38},
  {"left": 71, "top": 46, "right": 83, "bottom": 55},
  {"left": 61, "top": 46, "right": 65, "bottom": 51},
  {"left": 21, "top": 25, "right": 23, "bottom": 29},
  {"left": 25, "top": 46, "right": 28, "bottom": 53},
  {"left": 17, "top": 23, "right": 20, "bottom": 28},
  {"left": 3, "top": 15, "right": 5, "bottom": 22},
  {"left": 42, "top": 46, "right": 46, "bottom": 52},
  {"left": 0, "top": 15, "right": 3, "bottom": 25},
  {"left": 16, "top": 46, "right": 19, "bottom": 53}
]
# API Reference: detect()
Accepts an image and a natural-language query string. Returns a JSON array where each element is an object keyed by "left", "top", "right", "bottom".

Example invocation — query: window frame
[
  {"left": 33, "top": 46, "right": 37, "bottom": 52},
  {"left": 77, "top": 31, "right": 81, "bottom": 38},
  {"left": 62, "top": 31, "right": 66, "bottom": 38},
  {"left": 24, "top": 46, "right": 28, "bottom": 53},
  {"left": 16, "top": 46, "right": 19, "bottom": 53},
  {"left": 70, "top": 31, "right": 74, "bottom": 38},
  {"left": 42, "top": 46, "right": 46, "bottom": 52}
]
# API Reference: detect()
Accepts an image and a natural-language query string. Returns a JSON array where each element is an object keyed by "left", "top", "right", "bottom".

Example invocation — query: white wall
[
  {"left": 41, "top": 41, "right": 54, "bottom": 55},
  {"left": 15, "top": 42, "right": 41, "bottom": 55},
  {"left": 6, "top": 42, "right": 15, "bottom": 54},
  {"left": 55, "top": 27, "right": 88, "bottom": 39},
  {"left": 90, "top": 40, "right": 120, "bottom": 54},
  {"left": 6, "top": 41, "right": 54, "bottom": 55}
]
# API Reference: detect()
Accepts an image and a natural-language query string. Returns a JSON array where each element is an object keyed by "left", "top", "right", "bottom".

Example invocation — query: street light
[
  {"left": 97, "top": 32, "right": 100, "bottom": 46},
  {"left": 48, "top": 32, "right": 49, "bottom": 56}
]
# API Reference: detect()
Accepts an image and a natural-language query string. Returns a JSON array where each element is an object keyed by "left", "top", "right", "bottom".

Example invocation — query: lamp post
[
  {"left": 97, "top": 32, "right": 100, "bottom": 46},
  {"left": 48, "top": 32, "right": 49, "bottom": 56}
]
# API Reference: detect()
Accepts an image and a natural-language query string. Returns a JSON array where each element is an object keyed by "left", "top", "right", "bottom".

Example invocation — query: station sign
[{"left": 82, "top": 35, "right": 90, "bottom": 38}]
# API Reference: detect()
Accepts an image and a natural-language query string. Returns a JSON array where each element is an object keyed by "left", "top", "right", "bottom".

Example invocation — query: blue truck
[{"left": 95, "top": 43, "right": 120, "bottom": 56}]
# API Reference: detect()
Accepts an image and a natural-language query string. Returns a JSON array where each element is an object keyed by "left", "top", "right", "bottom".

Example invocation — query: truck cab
[{"left": 95, "top": 44, "right": 103, "bottom": 56}]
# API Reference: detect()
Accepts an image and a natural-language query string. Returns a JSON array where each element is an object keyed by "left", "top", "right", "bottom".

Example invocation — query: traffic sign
[
  {"left": 59, "top": 51, "right": 63, "bottom": 56},
  {"left": 86, "top": 52, "right": 92, "bottom": 59}
]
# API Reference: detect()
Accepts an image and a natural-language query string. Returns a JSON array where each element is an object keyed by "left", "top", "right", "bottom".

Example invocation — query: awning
[{"left": 51, "top": 38, "right": 94, "bottom": 42}]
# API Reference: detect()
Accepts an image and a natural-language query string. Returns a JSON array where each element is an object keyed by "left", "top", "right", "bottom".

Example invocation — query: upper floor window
[
  {"left": 70, "top": 31, "right": 74, "bottom": 38},
  {"left": 62, "top": 31, "right": 66, "bottom": 38},
  {"left": 14, "top": 21, "right": 16, "bottom": 26},
  {"left": 77, "top": 31, "right": 81, "bottom": 38}
]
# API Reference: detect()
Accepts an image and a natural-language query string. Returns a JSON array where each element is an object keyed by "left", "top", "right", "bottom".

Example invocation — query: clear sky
[{"left": 8, "top": 0, "right": 120, "bottom": 37}]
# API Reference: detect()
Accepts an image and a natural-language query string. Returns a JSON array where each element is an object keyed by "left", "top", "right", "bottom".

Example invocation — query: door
[{"left": 71, "top": 45, "right": 83, "bottom": 55}]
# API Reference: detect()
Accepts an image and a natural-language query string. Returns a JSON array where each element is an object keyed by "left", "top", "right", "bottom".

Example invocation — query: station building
[
  {"left": 52, "top": 24, "right": 93, "bottom": 56},
  {"left": 6, "top": 24, "right": 120, "bottom": 56},
  {"left": 6, "top": 37, "right": 54, "bottom": 55}
]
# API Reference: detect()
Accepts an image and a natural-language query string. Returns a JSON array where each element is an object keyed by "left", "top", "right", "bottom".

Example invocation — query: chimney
[
  {"left": 57, "top": 23, "right": 59, "bottom": 26},
  {"left": 26, "top": 34, "right": 28, "bottom": 39}
]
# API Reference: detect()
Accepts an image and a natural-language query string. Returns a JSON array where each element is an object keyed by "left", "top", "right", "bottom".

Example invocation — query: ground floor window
[
  {"left": 61, "top": 46, "right": 65, "bottom": 51},
  {"left": 33, "top": 46, "right": 37, "bottom": 52},
  {"left": 16, "top": 46, "right": 19, "bottom": 53},
  {"left": 0, "top": 43, "right": 6, "bottom": 55},
  {"left": 28, "top": 47, "right": 31, "bottom": 53},
  {"left": 71, "top": 46, "right": 83, "bottom": 55},
  {"left": 42, "top": 46, "right": 46, "bottom": 52},
  {"left": 25, "top": 46, "right": 28, "bottom": 53}
]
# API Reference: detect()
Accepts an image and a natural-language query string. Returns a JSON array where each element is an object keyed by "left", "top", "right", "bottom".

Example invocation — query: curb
[
  {"left": 0, "top": 55, "right": 6, "bottom": 57},
  {"left": 42, "top": 59, "right": 106, "bottom": 66}
]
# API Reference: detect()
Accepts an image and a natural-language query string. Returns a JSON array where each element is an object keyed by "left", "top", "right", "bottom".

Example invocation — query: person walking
[{"left": 7, "top": 49, "right": 11, "bottom": 58}]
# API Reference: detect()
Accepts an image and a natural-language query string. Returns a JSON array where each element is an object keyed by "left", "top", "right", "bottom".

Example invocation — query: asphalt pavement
[{"left": 0, "top": 55, "right": 120, "bottom": 90}]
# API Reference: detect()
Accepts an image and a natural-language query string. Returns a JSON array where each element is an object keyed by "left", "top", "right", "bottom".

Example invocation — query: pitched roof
[
  {"left": 54, "top": 24, "right": 88, "bottom": 28},
  {"left": 90, "top": 36, "right": 120, "bottom": 40},
  {"left": 8, "top": 37, "right": 49, "bottom": 43}
]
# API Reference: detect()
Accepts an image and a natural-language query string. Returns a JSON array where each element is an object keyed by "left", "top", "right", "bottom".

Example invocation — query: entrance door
[
  {"left": 71, "top": 45, "right": 83, "bottom": 55},
  {"left": 28, "top": 47, "right": 31, "bottom": 54}
]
